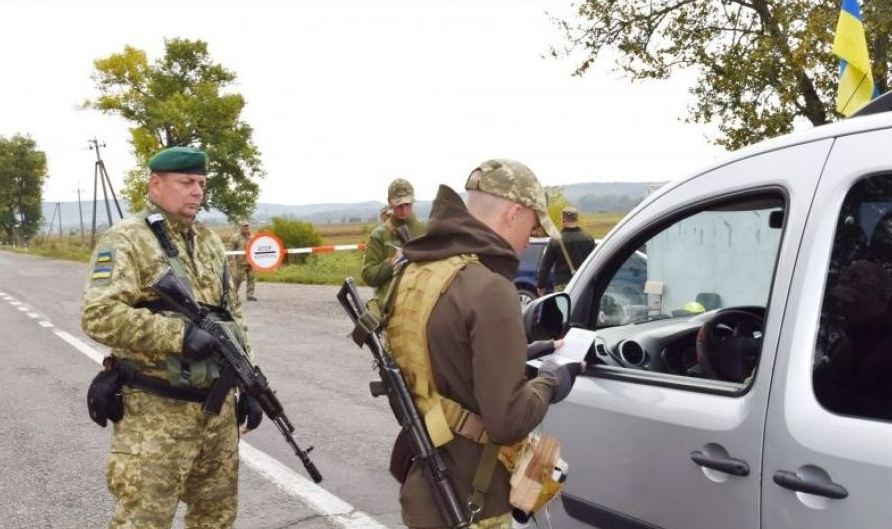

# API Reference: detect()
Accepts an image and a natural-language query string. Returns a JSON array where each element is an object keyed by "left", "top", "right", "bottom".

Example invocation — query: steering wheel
[{"left": 695, "top": 309, "right": 764, "bottom": 383}]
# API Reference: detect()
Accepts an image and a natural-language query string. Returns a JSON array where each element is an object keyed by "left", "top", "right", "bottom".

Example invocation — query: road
[{"left": 0, "top": 250, "right": 403, "bottom": 529}]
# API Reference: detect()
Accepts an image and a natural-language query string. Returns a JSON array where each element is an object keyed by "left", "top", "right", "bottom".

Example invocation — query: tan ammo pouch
[
  {"left": 501, "top": 434, "right": 568, "bottom": 513},
  {"left": 443, "top": 399, "right": 567, "bottom": 514}
]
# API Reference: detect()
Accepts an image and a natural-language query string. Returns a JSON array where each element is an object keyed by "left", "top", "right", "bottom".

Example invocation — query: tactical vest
[{"left": 385, "top": 254, "right": 489, "bottom": 448}]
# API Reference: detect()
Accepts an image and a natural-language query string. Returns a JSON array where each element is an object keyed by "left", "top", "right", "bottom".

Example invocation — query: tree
[
  {"left": 0, "top": 135, "right": 47, "bottom": 244},
  {"left": 85, "top": 38, "right": 263, "bottom": 221},
  {"left": 545, "top": 186, "right": 572, "bottom": 229},
  {"left": 553, "top": 1, "right": 892, "bottom": 150}
]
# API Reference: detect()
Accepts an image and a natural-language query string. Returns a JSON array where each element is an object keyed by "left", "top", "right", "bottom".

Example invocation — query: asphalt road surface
[{"left": 0, "top": 250, "right": 404, "bottom": 529}]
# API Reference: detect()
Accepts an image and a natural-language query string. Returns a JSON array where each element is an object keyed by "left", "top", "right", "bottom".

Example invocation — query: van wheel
[{"left": 518, "top": 288, "right": 536, "bottom": 307}]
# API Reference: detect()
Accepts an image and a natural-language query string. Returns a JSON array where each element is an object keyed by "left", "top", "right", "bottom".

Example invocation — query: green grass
[
  {"left": 257, "top": 251, "right": 367, "bottom": 286},
  {"left": 3, "top": 237, "right": 93, "bottom": 262}
]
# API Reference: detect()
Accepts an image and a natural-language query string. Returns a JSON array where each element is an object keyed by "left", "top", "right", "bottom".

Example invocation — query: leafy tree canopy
[
  {"left": 85, "top": 38, "right": 263, "bottom": 221},
  {"left": 553, "top": 0, "right": 892, "bottom": 150},
  {"left": 0, "top": 135, "right": 47, "bottom": 243}
]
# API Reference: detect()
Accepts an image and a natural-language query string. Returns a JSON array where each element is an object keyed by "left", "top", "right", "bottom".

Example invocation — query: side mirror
[{"left": 522, "top": 292, "right": 571, "bottom": 342}]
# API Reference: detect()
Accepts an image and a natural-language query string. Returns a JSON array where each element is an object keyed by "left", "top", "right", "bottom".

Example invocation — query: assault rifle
[
  {"left": 151, "top": 268, "right": 323, "bottom": 483},
  {"left": 337, "top": 277, "right": 470, "bottom": 529}
]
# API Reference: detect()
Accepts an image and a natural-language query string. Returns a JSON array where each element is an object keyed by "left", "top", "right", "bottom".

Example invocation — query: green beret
[{"left": 148, "top": 146, "right": 208, "bottom": 175}]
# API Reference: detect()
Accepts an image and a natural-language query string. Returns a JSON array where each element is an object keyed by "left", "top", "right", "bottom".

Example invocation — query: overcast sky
[{"left": 1, "top": 1, "right": 727, "bottom": 207}]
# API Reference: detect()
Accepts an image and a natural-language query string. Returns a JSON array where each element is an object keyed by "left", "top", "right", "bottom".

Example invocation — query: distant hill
[
  {"left": 39, "top": 181, "right": 657, "bottom": 232},
  {"left": 559, "top": 181, "right": 665, "bottom": 213}
]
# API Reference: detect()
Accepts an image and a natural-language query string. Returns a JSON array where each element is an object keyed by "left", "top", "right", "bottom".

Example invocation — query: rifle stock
[
  {"left": 337, "top": 277, "right": 469, "bottom": 529},
  {"left": 151, "top": 268, "right": 323, "bottom": 483}
]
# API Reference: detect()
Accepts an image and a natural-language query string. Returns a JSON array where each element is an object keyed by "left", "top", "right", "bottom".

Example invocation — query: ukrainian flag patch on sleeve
[
  {"left": 90, "top": 248, "right": 114, "bottom": 285},
  {"left": 92, "top": 267, "right": 113, "bottom": 280}
]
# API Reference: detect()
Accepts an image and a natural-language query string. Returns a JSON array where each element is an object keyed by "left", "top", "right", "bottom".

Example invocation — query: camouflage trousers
[
  {"left": 232, "top": 265, "right": 256, "bottom": 298},
  {"left": 106, "top": 390, "right": 239, "bottom": 529},
  {"left": 409, "top": 512, "right": 513, "bottom": 529}
]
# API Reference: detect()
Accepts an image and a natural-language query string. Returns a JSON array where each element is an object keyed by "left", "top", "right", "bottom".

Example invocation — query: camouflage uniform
[
  {"left": 227, "top": 230, "right": 256, "bottom": 300},
  {"left": 361, "top": 178, "right": 426, "bottom": 299},
  {"left": 82, "top": 198, "right": 249, "bottom": 529}
]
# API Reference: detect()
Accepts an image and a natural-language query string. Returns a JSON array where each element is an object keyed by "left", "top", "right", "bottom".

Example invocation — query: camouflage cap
[
  {"left": 239, "top": 219, "right": 250, "bottom": 227},
  {"left": 562, "top": 206, "right": 579, "bottom": 220},
  {"left": 465, "top": 159, "right": 561, "bottom": 240},
  {"left": 388, "top": 178, "right": 415, "bottom": 206},
  {"left": 148, "top": 146, "right": 207, "bottom": 175}
]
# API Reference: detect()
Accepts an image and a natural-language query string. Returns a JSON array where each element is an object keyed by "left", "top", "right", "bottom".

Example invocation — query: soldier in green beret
[
  {"left": 81, "top": 146, "right": 259, "bottom": 529},
  {"left": 361, "top": 178, "right": 426, "bottom": 300}
]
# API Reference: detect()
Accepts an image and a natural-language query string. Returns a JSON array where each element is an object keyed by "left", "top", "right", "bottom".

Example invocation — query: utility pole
[
  {"left": 76, "top": 185, "right": 85, "bottom": 243},
  {"left": 88, "top": 138, "right": 124, "bottom": 247}
]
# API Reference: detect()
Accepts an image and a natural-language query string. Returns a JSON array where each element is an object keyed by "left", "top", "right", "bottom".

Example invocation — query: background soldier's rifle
[
  {"left": 337, "top": 277, "right": 470, "bottom": 529},
  {"left": 151, "top": 268, "right": 323, "bottom": 483}
]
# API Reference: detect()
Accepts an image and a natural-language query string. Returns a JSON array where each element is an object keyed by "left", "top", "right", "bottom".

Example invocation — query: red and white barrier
[{"left": 225, "top": 243, "right": 366, "bottom": 257}]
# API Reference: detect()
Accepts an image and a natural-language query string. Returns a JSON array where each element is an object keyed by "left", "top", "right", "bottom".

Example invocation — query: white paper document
[{"left": 545, "top": 327, "right": 596, "bottom": 365}]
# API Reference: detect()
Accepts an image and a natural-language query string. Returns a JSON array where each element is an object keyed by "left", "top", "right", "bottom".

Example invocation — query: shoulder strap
[
  {"left": 557, "top": 237, "right": 576, "bottom": 275},
  {"left": 144, "top": 213, "right": 194, "bottom": 296}
]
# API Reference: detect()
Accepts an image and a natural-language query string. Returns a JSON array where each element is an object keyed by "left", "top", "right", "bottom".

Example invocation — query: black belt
[{"left": 126, "top": 372, "right": 211, "bottom": 403}]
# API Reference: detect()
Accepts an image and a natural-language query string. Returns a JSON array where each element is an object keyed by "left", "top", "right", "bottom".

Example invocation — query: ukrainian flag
[{"left": 833, "top": 0, "right": 877, "bottom": 116}]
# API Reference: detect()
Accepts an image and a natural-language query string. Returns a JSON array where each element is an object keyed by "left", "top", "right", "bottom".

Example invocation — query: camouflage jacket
[
  {"left": 227, "top": 232, "right": 250, "bottom": 268},
  {"left": 361, "top": 214, "right": 426, "bottom": 299},
  {"left": 81, "top": 200, "right": 251, "bottom": 379}
]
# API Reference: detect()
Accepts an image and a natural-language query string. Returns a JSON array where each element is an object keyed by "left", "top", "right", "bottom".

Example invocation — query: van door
[
  {"left": 544, "top": 140, "right": 831, "bottom": 529},
  {"left": 762, "top": 129, "right": 892, "bottom": 528}
]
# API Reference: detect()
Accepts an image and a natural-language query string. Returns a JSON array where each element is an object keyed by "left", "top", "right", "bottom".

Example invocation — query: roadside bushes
[{"left": 269, "top": 217, "right": 322, "bottom": 264}]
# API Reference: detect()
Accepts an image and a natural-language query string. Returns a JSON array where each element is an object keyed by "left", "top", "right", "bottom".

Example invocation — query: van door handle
[
  {"left": 772, "top": 470, "right": 848, "bottom": 499},
  {"left": 690, "top": 450, "right": 750, "bottom": 476}
]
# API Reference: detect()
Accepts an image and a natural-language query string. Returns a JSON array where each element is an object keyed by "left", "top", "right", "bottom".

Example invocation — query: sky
[{"left": 1, "top": 1, "right": 728, "bottom": 207}]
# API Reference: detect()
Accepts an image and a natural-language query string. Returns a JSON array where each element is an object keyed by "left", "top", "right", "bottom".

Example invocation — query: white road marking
[
  {"left": 26, "top": 312, "right": 39, "bottom": 319},
  {"left": 9, "top": 300, "right": 21, "bottom": 306},
  {"left": 240, "top": 443, "right": 389, "bottom": 529},
  {"left": 38, "top": 321, "right": 54, "bottom": 328},
  {"left": 17, "top": 306, "right": 29, "bottom": 312},
  {"left": 49, "top": 319, "right": 389, "bottom": 529},
  {"left": 53, "top": 330, "right": 105, "bottom": 365}
]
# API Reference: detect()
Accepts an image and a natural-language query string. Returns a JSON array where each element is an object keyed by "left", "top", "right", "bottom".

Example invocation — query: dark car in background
[{"left": 515, "top": 237, "right": 552, "bottom": 305}]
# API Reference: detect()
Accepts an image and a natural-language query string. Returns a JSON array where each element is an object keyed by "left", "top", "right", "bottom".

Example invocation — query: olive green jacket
[{"left": 361, "top": 214, "right": 426, "bottom": 299}]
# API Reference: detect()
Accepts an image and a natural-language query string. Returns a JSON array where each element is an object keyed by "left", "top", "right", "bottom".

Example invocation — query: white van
[{"left": 528, "top": 95, "right": 892, "bottom": 529}]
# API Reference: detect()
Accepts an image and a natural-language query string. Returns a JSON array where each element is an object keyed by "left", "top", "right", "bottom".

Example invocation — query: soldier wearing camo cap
[
  {"left": 383, "top": 159, "right": 581, "bottom": 529},
  {"left": 228, "top": 219, "right": 257, "bottom": 301},
  {"left": 81, "top": 146, "right": 259, "bottom": 529},
  {"left": 536, "top": 205, "right": 595, "bottom": 295},
  {"left": 361, "top": 177, "right": 426, "bottom": 299}
]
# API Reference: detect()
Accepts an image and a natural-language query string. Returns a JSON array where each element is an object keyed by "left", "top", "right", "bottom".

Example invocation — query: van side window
[
  {"left": 592, "top": 195, "right": 785, "bottom": 388},
  {"left": 814, "top": 175, "right": 892, "bottom": 421}
]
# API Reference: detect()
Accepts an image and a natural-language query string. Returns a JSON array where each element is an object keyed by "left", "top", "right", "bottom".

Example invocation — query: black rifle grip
[{"left": 203, "top": 365, "right": 237, "bottom": 415}]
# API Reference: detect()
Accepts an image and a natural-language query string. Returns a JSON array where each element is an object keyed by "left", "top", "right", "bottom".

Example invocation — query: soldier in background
[
  {"left": 81, "top": 146, "right": 259, "bottom": 529},
  {"left": 361, "top": 178, "right": 426, "bottom": 299},
  {"left": 536, "top": 206, "right": 595, "bottom": 295},
  {"left": 229, "top": 220, "right": 257, "bottom": 301}
]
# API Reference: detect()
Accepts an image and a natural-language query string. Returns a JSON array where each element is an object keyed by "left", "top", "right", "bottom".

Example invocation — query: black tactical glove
[
  {"left": 538, "top": 359, "right": 583, "bottom": 404},
  {"left": 182, "top": 323, "right": 220, "bottom": 361},
  {"left": 236, "top": 394, "right": 263, "bottom": 430}
]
